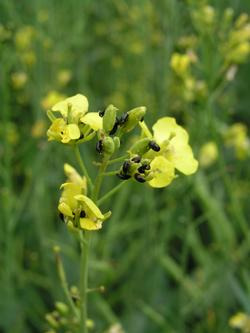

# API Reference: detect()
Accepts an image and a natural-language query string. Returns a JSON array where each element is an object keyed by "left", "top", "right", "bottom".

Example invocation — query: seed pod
[
  {"left": 148, "top": 140, "right": 160, "bottom": 152},
  {"left": 120, "top": 106, "right": 146, "bottom": 133},
  {"left": 103, "top": 104, "right": 118, "bottom": 134},
  {"left": 96, "top": 140, "right": 103, "bottom": 154},
  {"left": 134, "top": 173, "right": 146, "bottom": 183}
]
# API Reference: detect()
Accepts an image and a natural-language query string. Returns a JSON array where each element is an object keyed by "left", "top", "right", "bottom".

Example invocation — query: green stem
[
  {"left": 97, "top": 181, "right": 128, "bottom": 206},
  {"left": 54, "top": 249, "right": 79, "bottom": 320},
  {"left": 102, "top": 170, "right": 119, "bottom": 176},
  {"left": 74, "top": 145, "right": 94, "bottom": 192},
  {"left": 107, "top": 155, "right": 128, "bottom": 165},
  {"left": 92, "top": 158, "right": 109, "bottom": 201},
  {"left": 79, "top": 231, "right": 90, "bottom": 333}
]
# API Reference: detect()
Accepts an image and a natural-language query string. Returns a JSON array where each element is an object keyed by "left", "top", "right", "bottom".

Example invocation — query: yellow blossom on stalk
[
  {"left": 47, "top": 94, "right": 88, "bottom": 144},
  {"left": 170, "top": 53, "right": 191, "bottom": 76},
  {"left": 31, "top": 119, "right": 46, "bottom": 138},
  {"left": 58, "top": 164, "right": 110, "bottom": 231},
  {"left": 57, "top": 69, "right": 72, "bottom": 86},
  {"left": 199, "top": 141, "right": 218, "bottom": 167},
  {"left": 224, "top": 123, "right": 250, "bottom": 159},
  {"left": 41, "top": 91, "right": 66, "bottom": 110},
  {"left": 229, "top": 312, "right": 250, "bottom": 332},
  {"left": 15, "top": 26, "right": 35, "bottom": 50},
  {"left": 20, "top": 51, "right": 36, "bottom": 66},
  {"left": 58, "top": 164, "right": 87, "bottom": 220},
  {"left": 11, "top": 72, "right": 28, "bottom": 89},
  {"left": 140, "top": 117, "right": 198, "bottom": 188}
]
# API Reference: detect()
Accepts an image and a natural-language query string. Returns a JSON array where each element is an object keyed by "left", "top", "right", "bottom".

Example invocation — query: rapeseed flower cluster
[{"left": 47, "top": 93, "right": 198, "bottom": 231}]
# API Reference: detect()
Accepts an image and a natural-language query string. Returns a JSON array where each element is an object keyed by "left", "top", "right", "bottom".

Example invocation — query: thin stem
[
  {"left": 74, "top": 145, "right": 94, "bottom": 192},
  {"left": 97, "top": 181, "right": 128, "bottom": 206},
  {"left": 107, "top": 155, "right": 128, "bottom": 165},
  {"left": 92, "top": 158, "right": 109, "bottom": 202},
  {"left": 54, "top": 249, "right": 79, "bottom": 319},
  {"left": 102, "top": 170, "right": 119, "bottom": 176},
  {"left": 79, "top": 231, "right": 90, "bottom": 333}
]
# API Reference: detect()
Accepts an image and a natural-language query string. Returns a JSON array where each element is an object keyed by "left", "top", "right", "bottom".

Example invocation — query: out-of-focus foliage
[{"left": 0, "top": 0, "right": 250, "bottom": 332}]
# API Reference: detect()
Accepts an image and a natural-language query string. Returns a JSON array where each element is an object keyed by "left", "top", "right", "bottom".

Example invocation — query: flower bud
[
  {"left": 103, "top": 104, "right": 118, "bottom": 134},
  {"left": 55, "top": 302, "right": 69, "bottom": 315},
  {"left": 120, "top": 106, "right": 146, "bottom": 133},
  {"left": 130, "top": 138, "right": 151, "bottom": 155},
  {"left": 113, "top": 136, "right": 120, "bottom": 150},
  {"left": 45, "top": 314, "right": 59, "bottom": 329},
  {"left": 102, "top": 136, "right": 115, "bottom": 156}
]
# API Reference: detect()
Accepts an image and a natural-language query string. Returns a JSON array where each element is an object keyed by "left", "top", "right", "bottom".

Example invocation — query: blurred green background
[{"left": 1, "top": 0, "right": 250, "bottom": 332}]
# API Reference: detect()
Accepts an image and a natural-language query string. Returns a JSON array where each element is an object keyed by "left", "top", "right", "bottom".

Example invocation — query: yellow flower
[
  {"left": 58, "top": 165, "right": 110, "bottom": 231},
  {"left": 139, "top": 117, "right": 198, "bottom": 188},
  {"left": 11, "top": 72, "right": 27, "bottom": 89},
  {"left": 224, "top": 123, "right": 250, "bottom": 159},
  {"left": 41, "top": 91, "right": 66, "bottom": 110},
  {"left": 75, "top": 195, "right": 106, "bottom": 230},
  {"left": 47, "top": 94, "right": 101, "bottom": 144},
  {"left": 15, "top": 26, "right": 35, "bottom": 50},
  {"left": 199, "top": 141, "right": 218, "bottom": 168},
  {"left": 57, "top": 69, "right": 72, "bottom": 86},
  {"left": 229, "top": 312, "right": 250, "bottom": 332},
  {"left": 52, "top": 94, "right": 88, "bottom": 121},
  {"left": 31, "top": 119, "right": 46, "bottom": 138},
  {"left": 152, "top": 117, "right": 198, "bottom": 175},
  {"left": 47, "top": 118, "right": 81, "bottom": 143},
  {"left": 58, "top": 164, "right": 87, "bottom": 218},
  {"left": 170, "top": 53, "right": 191, "bottom": 76}
]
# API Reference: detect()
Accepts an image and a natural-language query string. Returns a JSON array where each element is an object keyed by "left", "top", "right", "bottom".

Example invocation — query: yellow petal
[
  {"left": 52, "top": 94, "right": 88, "bottom": 118},
  {"left": 79, "top": 218, "right": 103, "bottom": 230},
  {"left": 152, "top": 117, "right": 189, "bottom": 145},
  {"left": 58, "top": 202, "right": 73, "bottom": 217},
  {"left": 64, "top": 163, "right": 87, "bottom": 190},
  {"left": 67, "top": 124, "right": 80, "bottom": 140},
  {"left": 80, "top": 112, "right": 103, "bottom": 131},
  {"left": 169, "top": 137, "right": 198, "bottom": 175},
  {"left": 75, "top": 195, "right": 104, "bottom": 219},
  {"left": 148, "top": 156, "right": 175, "bottom": 188},
  {"left": 60, "top": 183, "right": 82, "bottom": 210},
  {"left": 47, "top": 118, "right": 66, "bottom": 141}
]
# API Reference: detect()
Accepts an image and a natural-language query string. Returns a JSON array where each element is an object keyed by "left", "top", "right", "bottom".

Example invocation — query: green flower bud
[
  {"left": 102, "top": 136, "right": 115, "bottom": 156},
  {"left": 129, "top": 138, "right": 151, "bottom": 155},
  {"left": 55, "top": 302, "right": 69, "bottom": 315},
  {"left": 120, "top": 106, "right": 146, "bottom": 133},
  {"left": 113, "top": 136, "right": 120, "bottom": 150},
  {"left": 103, "top": 105, "right": 118, "bottom": 134},
  {"left": 45, "top": 314, "right": 59, "bottom": 329}
]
